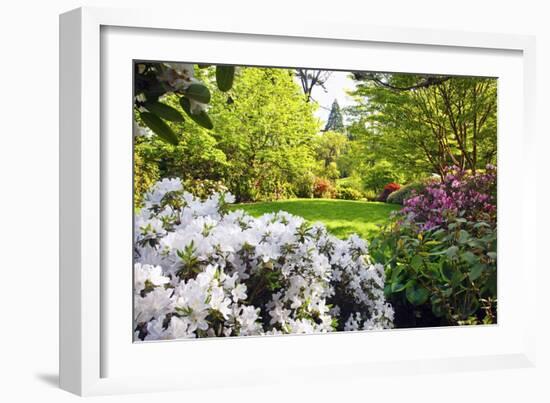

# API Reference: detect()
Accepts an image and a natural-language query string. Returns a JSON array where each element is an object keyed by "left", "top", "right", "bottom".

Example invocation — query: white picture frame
[{"left": 59, "top": 6, "right": 537, "bottom": 396}]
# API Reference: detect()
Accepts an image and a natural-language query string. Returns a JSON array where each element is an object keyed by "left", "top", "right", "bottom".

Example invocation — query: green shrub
[
  {"left": 386, "top": 180, "right": 430, "bottom": 205},
  {"left": 370, "top": 215, "right": 497, "bottom": 327},
  {"left": 336, "top": 175, "right": 362, "bottom": 190},
  {"left": 363, "top": 190, "right": 378, "bottom": 202},
  {"left": 361, "top": 160, "right": 402, "bottom": 194},
  {"left": 335, "top": 186, "right": 363, "bottom": 200},
  {"left": 293, "top": 172, "right": 316, "bottom": 198}
]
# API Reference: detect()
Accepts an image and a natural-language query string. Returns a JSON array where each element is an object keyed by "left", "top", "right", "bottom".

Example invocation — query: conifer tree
[{"left": 324, "top": 99, "right": 345, "bottom": 132}]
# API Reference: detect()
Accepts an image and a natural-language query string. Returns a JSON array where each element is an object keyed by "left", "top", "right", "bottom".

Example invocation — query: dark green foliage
[
  {"left": 216, "top": 65, "right": 236, "bottom": 92},
  {"left": 179, "top": 97, "right": 214, "bottom": 130},
  {"left": 144, "top": 101, "right": 184, "bottom": 122},
  {"left": 134, "top": 62, "right": 166, "bottom": 102},
  {"left": 139, "top": 112, "right": 179, "bottom": 145},
  {"left": 134, "top": 63, "right": 229, "bottom": 144},
  {"left": 184, "top": 83, "right": 211, "bottom": 104},
  {"left": 370, "top": 215, "right": 497, "bottom": 327}
]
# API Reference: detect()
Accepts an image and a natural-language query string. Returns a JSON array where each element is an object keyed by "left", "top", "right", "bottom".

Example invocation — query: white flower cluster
[{"left": 134, "top": 178, "right": 394, "bottom": 341}]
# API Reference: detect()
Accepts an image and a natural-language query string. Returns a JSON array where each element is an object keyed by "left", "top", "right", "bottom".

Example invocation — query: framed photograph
[{"left": 60, "top": 6, "right": 537, "bottom": 396}]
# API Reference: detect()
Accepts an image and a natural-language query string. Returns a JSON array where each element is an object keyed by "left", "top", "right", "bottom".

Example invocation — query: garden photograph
[{"left": 132, "top": 62, "right": 497, "bottom": 341}]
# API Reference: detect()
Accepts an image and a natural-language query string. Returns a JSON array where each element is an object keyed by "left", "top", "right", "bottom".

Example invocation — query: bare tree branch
[
  {"left": 295, "top": 69, "right": 332, "bottom": 102},
  {"left": 352, "top": 72, "right": 452, "bottom": 91}
]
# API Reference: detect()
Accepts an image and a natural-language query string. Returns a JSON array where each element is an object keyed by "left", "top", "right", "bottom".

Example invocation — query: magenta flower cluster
[{"left": 401, "top": 165, "right": 496, "bottom": 231}]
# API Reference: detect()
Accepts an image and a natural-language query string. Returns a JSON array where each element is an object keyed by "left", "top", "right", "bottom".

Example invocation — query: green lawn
[{"left": 230, "top": 198, "right": 401, "bottom": 240}]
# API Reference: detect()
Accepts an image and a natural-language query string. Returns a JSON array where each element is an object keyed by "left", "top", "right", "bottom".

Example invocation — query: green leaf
[
  {"left": 184, "top": 83, "right": 211, "bottom": 104},
  {"left": 487, "top": 252, "right": 497, "bottom": 260},
  {"left": 179, "top": 97, "right": 214, "bottom": 130},
  {"left": 424, "top": 240, "right": 441, "bottom": 247},
  {"left": 461, "top": 251, "right": 478, "bottom": 265},
  {"left": 458, "top": 230, "right": 470, "bottom": 244},
  {"left": 139, "top": 112, "right": 179, "bottom": 145},
  {"left": 466, "top": 239, "right": 482, "bottom": 248},
  {"left": 410, "top": 254, "right": 423, "bottom": 271},
  {"left": 427, "top": 249, "right": 448, "bottom": 256},
  {"left": 144, "top": 101, "right": 184, "bottom": 122},
  {"left": 406, "top": 283, "right": 430, "bottom": 306},
  {"left": 440, "top": 261, "right": 455, "bottom": 282},
  {"left": 391, "top": 281, "right": 408, "bottom": 293},
  {"left": 197, "top": 64, "right": 212, "bottom": 69},
  {"left": 469, "top": 263, "right": 485, "bottom": 281},
  {"left": 390, "top": 264, "right": 404, "bottom": 282},
  {"left": 451, "top": 271, "right": 467, "bottom": 288},
  {"left": 216, "top": 65, "right": 235, "bottom": 92},
  {"left": 446, "top": 245, "right": 459, "bottom": 258}
]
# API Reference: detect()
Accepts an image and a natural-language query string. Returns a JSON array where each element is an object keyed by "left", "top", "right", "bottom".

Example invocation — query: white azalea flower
[
  {"left": 209, "top": 286, "right": 232, "bottom": 319},
  {"left": 231, "top": 283, "right": 247, "bottom": 302},
  {"left": 134, "top": 263, "right": 170, "bottom": 292},
  {"left": 134, "top": 287, "right": 174, "bottom": 324}
]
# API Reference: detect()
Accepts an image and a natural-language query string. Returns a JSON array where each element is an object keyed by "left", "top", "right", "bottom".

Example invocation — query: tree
[
  {"left": 206, "top": 67, "right": 321, "bottom": 201},
  {"left": 313, "top": 131, "right": 348, "bottom": 180},
  {"left": 347, "top": 73, "right": 497, "bottom": 178},
  {"left": 324, "top": 99, "right": 345, "bottom": 133},
  {"left": 352, "top": 72, "right": 451, "bottom": 91},
  {"left": 295, "top": 69, "right": 332, "bottom": 102}
]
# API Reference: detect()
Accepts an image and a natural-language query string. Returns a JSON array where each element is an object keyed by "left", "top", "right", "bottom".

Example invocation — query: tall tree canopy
[
  {"left": 209, "top": 67, "right": 320, "bottom": 201},
  {"left": 347, "top": 73, "right": 497, "bottom": 178}
]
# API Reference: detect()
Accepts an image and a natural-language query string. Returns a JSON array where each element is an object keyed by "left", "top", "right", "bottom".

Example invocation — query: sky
[{"left": 296, "top": 70, "right": 358, "bottom": 125}]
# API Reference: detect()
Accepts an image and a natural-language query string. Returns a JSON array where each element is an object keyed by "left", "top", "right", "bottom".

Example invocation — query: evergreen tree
[{"left": 324, "top": 99, "right": 345, "bottom": 132}]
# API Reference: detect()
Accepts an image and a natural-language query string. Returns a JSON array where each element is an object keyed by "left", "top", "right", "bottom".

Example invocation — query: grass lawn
[{"left": 230, "top": 198, "right": 401, "bottom": 240}]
